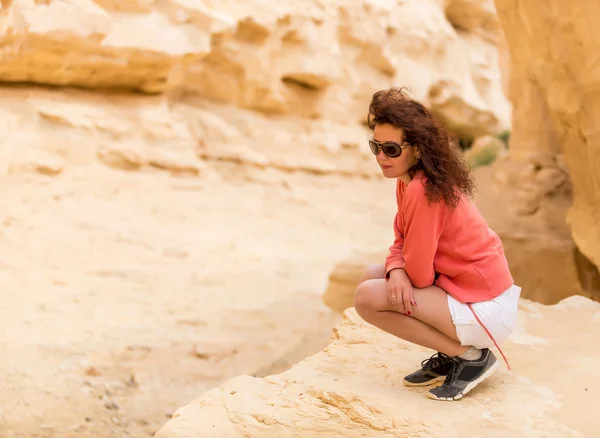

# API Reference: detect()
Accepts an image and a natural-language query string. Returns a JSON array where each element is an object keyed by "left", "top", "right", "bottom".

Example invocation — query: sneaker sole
[
  {"left": 426, "top": 360, "right": 500, "bottom": 401},
  {"left": 403, "top": 375, "right": 446, "bottom": 387}
]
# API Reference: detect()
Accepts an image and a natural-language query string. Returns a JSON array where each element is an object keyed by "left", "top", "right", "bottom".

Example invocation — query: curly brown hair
[{"left": 367, "top": 87, "right": 476, "bottom": 208}]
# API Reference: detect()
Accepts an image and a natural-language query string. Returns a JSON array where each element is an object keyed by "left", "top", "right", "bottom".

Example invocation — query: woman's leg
[
  {"left": 354, "top": 277, "right": 501, "bottom": 400},
  {"left": 357, "top": 264, "right": 386, "bottom": 284},
  {"left": 354, "top": 278, "right": 468, "bottom": 357}
]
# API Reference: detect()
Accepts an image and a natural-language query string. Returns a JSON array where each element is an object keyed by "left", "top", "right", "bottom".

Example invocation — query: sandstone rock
[
  {"left": 472, "top": 0, "right": 600, "bottom": 303},
  {"left": 0, "top": 0, "right": 516, "bottom": 436},
  {"left": 444, "top": 0, "right": 499, "bottom": 33},
  {"left": 0, "top": 0, "right": 510, "bottom": 140},
  {"left": 156, "top": 296, "right": 599, "bottom": 438},
  {"left": 472, "top": 158, "right": 595, "bottom": 304},
  {"left": 1, "top": 166, "right": 394, "bottom": 437},
  {"left": 0, "top": 0, "right": 225, "bottom": 92},
  {"left": 322, "top": 251, "right": 386, "bottom": 313},
  {"left": 0, "top": 0, "right": 514, "bottom": 179}
]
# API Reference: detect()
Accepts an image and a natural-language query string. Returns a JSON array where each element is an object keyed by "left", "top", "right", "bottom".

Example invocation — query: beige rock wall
[
  {"left": 473, "top": 0, "right": 600, "bottom": 303},
  {"left": 0, "top": 0, "right": 510, "bottom": 141},
  {"left": 496, "top": 0, "right": 600, "bottom": 267}
]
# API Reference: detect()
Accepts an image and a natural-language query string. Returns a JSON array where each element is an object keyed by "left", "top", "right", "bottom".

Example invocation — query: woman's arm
[
  {"left": 384, "top": 211, "right": 406, "bottom": 278},
  {"left": 402, "top": 181, "right": 447, "bottom": 288}
]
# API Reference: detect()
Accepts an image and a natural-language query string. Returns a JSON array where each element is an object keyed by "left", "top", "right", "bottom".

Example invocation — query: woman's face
[{"left": 372, "top": 123, "right": 417, "bottom": 182}]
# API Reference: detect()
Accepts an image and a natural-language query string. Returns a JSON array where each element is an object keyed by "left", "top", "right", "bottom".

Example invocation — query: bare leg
[
  {"left": 354, "top": 277, "right": 468, "bottom": 357},
  {"left": 357, "top": 264, "right": 386, "bottom": 284}
]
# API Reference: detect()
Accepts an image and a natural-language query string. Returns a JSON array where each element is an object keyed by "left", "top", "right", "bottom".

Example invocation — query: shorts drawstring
[{"left": 467, "top": 303, "right": 511, "bottom": 371}]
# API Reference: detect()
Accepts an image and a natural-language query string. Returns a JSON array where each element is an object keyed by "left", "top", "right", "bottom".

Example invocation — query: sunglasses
[{"left": 368, "top": 139, "right": 409, "bottom": 158}]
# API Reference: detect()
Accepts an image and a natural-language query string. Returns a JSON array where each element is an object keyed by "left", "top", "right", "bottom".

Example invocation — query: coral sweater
[{"left": 385, "top": 171, "right": 514, "bottom": 304}]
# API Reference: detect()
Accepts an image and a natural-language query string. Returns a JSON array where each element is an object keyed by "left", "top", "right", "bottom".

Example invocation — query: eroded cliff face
[
  {"left": 473, "top": 0, "right": 600, "bottom": 303},
  {"left": 0, "top": 0, "right": 513, "bottom": 180},
  {"left": 0, "top": 0, "right": 509, "bottom": 139},
  {"left": 0, "top": 0, "right": 512, "bottom": 436}
]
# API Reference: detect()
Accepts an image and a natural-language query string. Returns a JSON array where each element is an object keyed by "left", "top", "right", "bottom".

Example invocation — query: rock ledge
[{"left": 156, "top": 296, "right": 598, "bottom": 438}]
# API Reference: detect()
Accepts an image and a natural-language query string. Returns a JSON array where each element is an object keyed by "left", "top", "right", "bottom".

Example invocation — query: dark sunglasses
[{"left": 368, "top": 139, "right": 409, "bottom": 158}]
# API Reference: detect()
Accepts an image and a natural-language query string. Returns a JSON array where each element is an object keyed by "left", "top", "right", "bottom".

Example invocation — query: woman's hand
[{"left": 387, "top": 268, "right": 416, "bottom": 315}]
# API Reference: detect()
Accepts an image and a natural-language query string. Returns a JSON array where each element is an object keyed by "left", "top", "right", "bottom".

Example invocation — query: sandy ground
[{"left": 0, "top": 161, "right": 395, "bottom": 437}]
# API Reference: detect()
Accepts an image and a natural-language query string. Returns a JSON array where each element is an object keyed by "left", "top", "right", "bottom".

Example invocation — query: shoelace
[
  {"left": 467, "top": 303, "right": 511, "bottom": 371},
  {"left": 438, "top": 356, "right": 462, "bottom": 387},
  {"left": 421, "top": 352, "right": 450, "bottom": 370}
]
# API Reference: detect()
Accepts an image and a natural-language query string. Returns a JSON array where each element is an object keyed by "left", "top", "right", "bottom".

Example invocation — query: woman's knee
[
  {"left": 354, "top": 279, "right": 386, "bottom": 318},
  {"left": 358, "top": 264, "right": 386, "bottom": 284}
]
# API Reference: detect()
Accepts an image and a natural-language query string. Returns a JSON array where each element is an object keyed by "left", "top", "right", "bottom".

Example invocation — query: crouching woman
[{"left": 354, "top": 87, "right": 521, "bottom": 401}]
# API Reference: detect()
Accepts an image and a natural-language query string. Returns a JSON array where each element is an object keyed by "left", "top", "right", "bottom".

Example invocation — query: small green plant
[
  {"left": 496, "top": 130, "right": 510, "bottom": 146},
  {"left": 468, "top": 148, "right": 500, "bottom": 169},
  {"left": 463, "top": 135, "right": 506, "bottom": 169}
]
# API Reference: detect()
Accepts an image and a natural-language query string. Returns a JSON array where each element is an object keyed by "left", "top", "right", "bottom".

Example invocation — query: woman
[{"left": 354, "top": 87, "right": 521, "bottom": 401}]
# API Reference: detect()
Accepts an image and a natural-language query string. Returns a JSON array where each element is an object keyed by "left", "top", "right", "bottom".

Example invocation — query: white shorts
[{"left": 447, "top": 284, "right": 521, "bottom": 349}]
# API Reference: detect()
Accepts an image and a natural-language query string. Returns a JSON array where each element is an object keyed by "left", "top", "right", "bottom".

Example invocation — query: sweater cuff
[{"left": 385, "top": 262, "right": 405, "bottom": 279}]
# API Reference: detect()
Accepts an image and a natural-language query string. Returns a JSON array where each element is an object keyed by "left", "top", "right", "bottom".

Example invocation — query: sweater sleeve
[
  {"left": 384, "top": 180, "right": 406, "bottom": 278},
  {"left": 384, "top": 211, "right": 406, "bottom": 278},
  {"left": 402, "top": 181, "right": 447, "bottom": 288}
]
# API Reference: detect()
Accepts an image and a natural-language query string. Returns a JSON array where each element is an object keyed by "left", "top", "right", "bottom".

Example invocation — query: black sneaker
[
  {"left": 403, "top": 352, "right": 454, "bottom": 387},
  {"left": 428, "top": 348, "right": 500, "bottom": 401}
]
